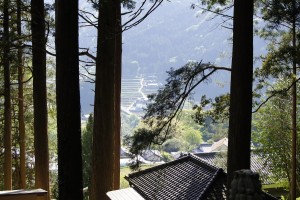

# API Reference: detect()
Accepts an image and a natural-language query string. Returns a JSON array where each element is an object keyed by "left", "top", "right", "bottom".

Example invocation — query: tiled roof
[
  {"left": 124, "top": 154, "right": 278, "bottom": 200},
  {"left": 141, "top": 149, "right": 163, "bottom": 162},
  {"left": 193, "top": 151, "right": 274, "bottom": 185},
  {"left": 210, "top": 138, "right": 228, "bottom": 152},
  {"left": 121, "top": 147, "right": 132, "bottom": 158},
  {"left": 126, "top": 154, "right": 227, "bottom": 199}
]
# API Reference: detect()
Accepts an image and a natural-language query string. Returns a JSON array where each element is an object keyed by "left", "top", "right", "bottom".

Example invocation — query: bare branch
[
  {"left": 79, "top": 48, "right": 96, "bottom": 61},
  {"left": 78, "top": 12, "right": 98, "bottom": 29},
  {"left": 81, "top": 65, "right": 95, "bottom": 76},
  {"left": 122, "top": 0, "right": 164, "bottom": 31},
  {"left": 80, "top": 73, "right": 95, "bottom": 83},
  {"left": 142, "top": 62, "right": 231, "bottom": 146},
  {"left": 193, "top": 5, "right": 233, "bottom": 20},
  {"left": 10, "top": 76, "right": 33, "bottom": 85}
]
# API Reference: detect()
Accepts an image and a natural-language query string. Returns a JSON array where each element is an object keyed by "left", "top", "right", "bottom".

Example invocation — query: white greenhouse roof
[{"left": 107, "top": 188, "right": 144, "bottom": 200}]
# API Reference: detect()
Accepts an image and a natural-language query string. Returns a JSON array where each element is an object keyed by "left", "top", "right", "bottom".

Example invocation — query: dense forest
[{"left": 0, "top": 0, "right": 299, "bottom": 200}]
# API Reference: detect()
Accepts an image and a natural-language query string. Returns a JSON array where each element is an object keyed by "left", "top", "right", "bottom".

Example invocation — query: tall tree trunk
[
  {"left": 55, "top": 0, "right": 83, "bottom": 199},
  {"left": 3, "top": 0, "right": 12, "bottom": 190},
  {"left": 91, "top": 0, "right": 119, "bottom": 199},
  {"left": 31, "top": 0, "right": 50, "bottom": 198},
  {"left": 291, "top": 1, "right": 297, "bottom": 198},
  {"left": 113, "top": 1, "right": 122, "bottom": 190},
  {"left": 227, "top": 0, "right": 253, "bottom": 188},
  {"left": 17, "top": 0, "right": 26, "bottom": 189}
]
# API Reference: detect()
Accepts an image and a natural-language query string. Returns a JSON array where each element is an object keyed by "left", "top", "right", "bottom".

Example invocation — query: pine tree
[{"left": 255, "top": 1, "right": 300, "bottom": 197}]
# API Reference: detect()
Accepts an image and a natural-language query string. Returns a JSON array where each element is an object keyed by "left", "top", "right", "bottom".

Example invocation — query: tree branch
[
  {"left": 252, "top": 77, "right": 300, "bottom": 113},
  {"left": 79, "top": 48, "right": 96, "bottom": 61}
]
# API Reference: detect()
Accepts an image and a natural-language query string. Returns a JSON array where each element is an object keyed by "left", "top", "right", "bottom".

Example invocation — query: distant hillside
[
  {"left": 122, "top": 0, "right": 233, "bottom": 79},
  {"left": 80, "top": 1, "right": 230, "bottom": 114},
  {"left": 79, "top": 0, "right": 265, "bottom": 114}
]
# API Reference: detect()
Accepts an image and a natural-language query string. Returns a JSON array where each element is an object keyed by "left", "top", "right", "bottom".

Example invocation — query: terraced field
[
  {"left": 121, "top": 78, "right": 144, "bottom": 110},
  {"left": 121, "top": 76, "right": 161, "bottom": 115}
]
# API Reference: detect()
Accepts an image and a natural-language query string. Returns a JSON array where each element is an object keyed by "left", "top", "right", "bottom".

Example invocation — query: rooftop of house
[
  {"left": 120, "top": 147, "right": 132, "bottom": 159},
  {"left": 192, "top": 138, "right": 228, "bottom": 153},
  {"left": 193, "top": 151, "right": 274, "bottom": 185},
  {"left": 141, "top": 149, "right": 162, "bottom": 157},
  {"left": 125, "top": 154, "right": 227, "bottom": 199},
  {"left": 108, "top": 154, "right": 278, "bottom": 200},
  {"left": 210, "top": 137, "right": 228, "bottom": 152}
]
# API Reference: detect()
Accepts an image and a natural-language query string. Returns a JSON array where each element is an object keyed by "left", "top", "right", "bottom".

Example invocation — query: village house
[{"left": 107, "top": 154, "right": 278, "bottom": 200}]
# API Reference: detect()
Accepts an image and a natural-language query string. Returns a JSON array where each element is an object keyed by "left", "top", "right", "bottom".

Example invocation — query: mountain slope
[{"left": 80, "top": 0, "right": 261, "bottom": 114}]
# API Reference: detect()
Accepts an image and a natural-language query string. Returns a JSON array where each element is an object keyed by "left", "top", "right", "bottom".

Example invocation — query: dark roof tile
[
  {"left": 125, "top": 154, "right": 278, "bottom": 200},
  {"left": 126, "top": 154, "right": 227, "bottom": 199},
  {"left": 193, "top": 152, "right": 275, "bottom": 185}
]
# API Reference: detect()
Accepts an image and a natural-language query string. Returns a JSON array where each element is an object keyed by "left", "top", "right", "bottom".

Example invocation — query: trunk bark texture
[
  {"left": 17, "top": 0, "right": 26, "bottom": 189},
  {"left": 227, "top": 0, "right": 254, "bottom": 188},
  {"left": 55, "top": 0, "right": 83, "bottom": 199},
  {"left": 291, "top": 2, "right": 297, "bottom": 198},
  {"left": 31, "top": 0, "right": 50, "bottom": 198},
  {"left": 3, "top": 0, "right": 12, "bottom": 190},
  {"left": 91, "top": 0, "right": 120, "bottom": 199},
  {"left": 113, "top": 2, "right": 122, "bottom": 189}
]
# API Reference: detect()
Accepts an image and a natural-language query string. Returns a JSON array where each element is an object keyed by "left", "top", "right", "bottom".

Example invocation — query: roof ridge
[
  {"left": 198, "top": 168, "right": 225, "bottom": 199},
  {"left": 125, "top": 154, "right": 228, "bottom": 200},
  {"left": 126, "top": 154, "right": 219, "bottom": 179},
  {"left": 188, "top": 153, "right": 220, "bottom": 170},
  {"left": 126, "top": 154, "right": 190, "bottom": 179}
]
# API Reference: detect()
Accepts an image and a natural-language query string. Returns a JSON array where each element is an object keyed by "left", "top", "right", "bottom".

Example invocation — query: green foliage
[
  {"left": 82, "top": 113, "right": 139, "bottom": 190},
  {"left": 121, "top": 112, "right": 140, "bottom": 140},
  {"left": 88, "top": 0, "right": 136, "bottom": 10},
  {"left": 124, "top": 62, "right": 231, "bottom": 168},
  {"left": 125, "top": 110, "right": 203, "bottom": 167},
  {"left": 161, "top": 152, "right": 173, "bottom": 162},
  {"left": 193, "top": 0, "right": 232, "bottom": 10},
  {"left": 162, "top": 138, "right": 183, "bottom": 152},
  {"left": 259, "top": 0, "right": 300, "bottom": 31},
  {"left": 120, "top": 165, "right": 156, "bottom": 189},
  {"left": 122, "top": 0, "right": 136, "bottom": 9},
  {"left": 144, "top": 62, "right": 218, "bottom": 128},
  {"left": 252, "top": 79, "right": 300, "bottom": 190},
  {"left": 193, "top": 94, "right": 230, "bottom": 125},
  {"left": 162, "top": 116, "right": 203, "bottom": 152},
  {"left": 82, "top": 114, "right": 93, "bottom": 190},
  {"left": 201, "top": 120, "right": 228, "bottom": 142},
  {"left": 124, "top": 127, "right": 166, "bottom": 158},
  {"left": 254, "top": 32, "right": 299, "bottom": 81},
  {"left": 0, "top": 0, "right": 58, "bottom": 191},
  {"left": 176, "top": 110, "right": 200, "bottom": 129},
  {"left": 214, "top": 151, "right": 227, "bottom": 170},
  {"left": 182, "top": 129, "right": 202, "bottom": 150},
  {"left": 190, "top": 94, "right": 229, "bottom": 143},
  {"left": 119, "top": 166, "right": 134, "bottom": 188},
  {"left": 252, "top": 1, "right": 300, "bottom": 125},
  {"left": 50, "top": 171, "right": 59, "bottom": 199},
  {"left": 254, "top": 0, "right": 300, "bottom": 84}
]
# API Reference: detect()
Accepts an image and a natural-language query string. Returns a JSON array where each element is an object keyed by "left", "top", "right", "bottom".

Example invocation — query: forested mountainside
[
  {"left": 80, "top": 0, "right": 229, "bottom": 114},
  {"left": 79, "top": 0, "right": 266, "bottom": 114}
]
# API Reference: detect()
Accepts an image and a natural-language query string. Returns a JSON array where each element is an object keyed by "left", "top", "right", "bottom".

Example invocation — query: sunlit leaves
[
  {"left": 193, "top": 93, "right": 230, "bottom": 124},
  {"left": 125, "top": 62, "right": 230, "bottom": 168},
  {"left": 252, "top": 79, "right": 300, "bottom": 182}
]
